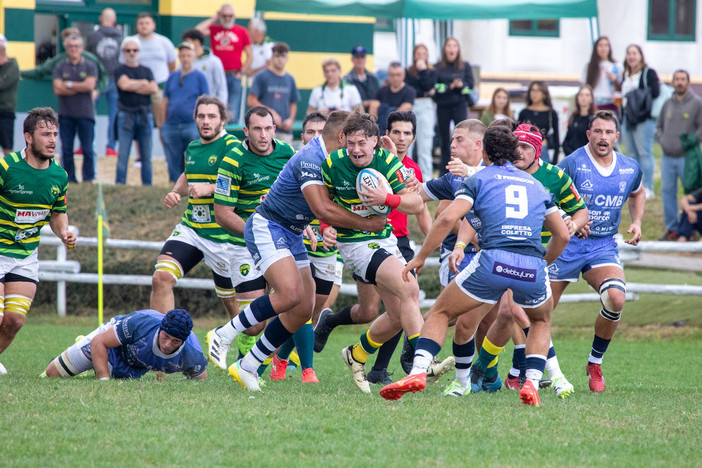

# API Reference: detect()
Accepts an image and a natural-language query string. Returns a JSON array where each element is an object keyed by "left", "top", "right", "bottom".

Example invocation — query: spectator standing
[
  {"left": 126, "top": 12, "right": 176, "bottom": 128},
  {"left": 563, "top": 85, "right": 597, "bottom": 156},
  {"left": 247, "top": 42, "right": 300, "bottom": 145},
  {"left": 344, "top": 45, "right": 379, "bottom": 113},
  {"left": 114, "top": 37, "right": 157, "bottom": 185},
  {"left": 656, "top": 69, "right": 702, "bottom": 239},
  {"left": 161, "top": 42, "right": 209, "bottom": 183},
  {"left": 52, "top": 34, "right": 98, "bottom": 183},
  {"left": 584, "top": 36, "right": 620, "bottom": 113},
  {"left": 87, "top": 8, "right": 122, "bottom": 157},
  {"left": 480, "top": 87, "right": 512, "bottom": 126},
  {"left": 677, "top": 188, "right": 702, "bottom": 242},
  {"left": 434, "top": 37, "right": 474, "bottom": 175},
  {"left": 0, "top": 34, "right": 19, "bottom": 155},
  {"left": 518, "top": 81, "right": 560, "bottom": 163},
  {"left": 246, "top": 18, "right": 273, "bottom": 77},
  {"left": 369, "top": 62, "right": 415, "bottom": 134},
  {"left": 182, "top": 29, "right": 228, "bottom": 105},
  {"left": 405, "top": 43, "right": 437, "bottom": 179},
  {"left": 196, "top": 4, "right": 252, "bottom": 122},
  {"left": 306, "top": 58, "right": 362, "bottom": 114},
  {"left": 620, "top": 44, "right": 659, "bottom": 199}
]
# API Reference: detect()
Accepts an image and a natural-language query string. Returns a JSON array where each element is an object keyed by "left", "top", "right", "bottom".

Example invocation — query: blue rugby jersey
[
  {"left": 256, "top": 136, "right": 327, "bottom": 234},
  {"left": 108, "top": 310, "right": 207, "bottom": 379},
  {"left": 558, "top": 145, "right": 642, "bottom": 238},
  {"left": 455, "top": 163, "right": 556, "bottom": 258}
]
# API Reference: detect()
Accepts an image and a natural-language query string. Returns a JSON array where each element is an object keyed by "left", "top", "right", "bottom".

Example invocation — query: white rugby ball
[{"left": 356, "top": 168, "right": 393, "bottom": 215}]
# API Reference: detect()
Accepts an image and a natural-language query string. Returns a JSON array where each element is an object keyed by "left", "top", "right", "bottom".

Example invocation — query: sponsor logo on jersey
[
  {"left": 301, "top": 161, "right": 320, "bottom": 170},
  {"left": 14, "top": 227, "right": 39, "bottom": 242},
  {"left": 251, "top": 172, "right": 271, "bottom": 184},
  {"left": 580, "top": 179, "right": 593, "bottom": 191},
  {"left": 8, "top": 184, "right": 33, "bottom": 195},
  {"left": 578, "top": 163, "right": 591, "bottom": 172},
  {"left": 395, "top": 166, "right": 410, "bottom": 183},
  {"left": 495, "top": 174, "right": 534, "bottom": 184},
  {"left": 208, "top": 155, "right": 218, "bottom": 166},
  {"left": 619, "top": 181, "right": 627, "bottom": 192},
  {"left": 15, "top": 209, "right": 50, "bottom": 224},
  {"left": 191, "top": 205, "right": 211, "bottom": 223},
  {"left": 240, "top": 264, "right": 250, "bottom": 276},
  {"left": 301, "top": 171, "right": 316, "bottom": 178},
  {"left": 493, "top": 262, "right": 536, "bottom": 282},
  {"left": 581, "top": 194, "right": 624, "bottom": 208},
  {"left": 215, "top": 175, "right": 231, "bottom": 195},
  {"left": 619, "top": 167, "right": 635, "bottom": 174}
]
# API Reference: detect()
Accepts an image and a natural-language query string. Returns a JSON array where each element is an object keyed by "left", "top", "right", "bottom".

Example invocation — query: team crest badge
[
  {"left": 368, "top": 242, "right": 380, "bottom": 249},
  {"left": 50, "top": 185, "right": 60, "bottom": 197},
  {"left": 240, "top": 264, "right": 250, "bottom": 276},
  {"left": 619, "top": 181, "right": 627, "bottom": 192},
  {"left": 208, "top": 155, "right": 217, "bottom": 166}
]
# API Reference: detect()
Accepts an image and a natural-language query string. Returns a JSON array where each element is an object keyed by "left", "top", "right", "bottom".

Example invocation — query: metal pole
[{"left": 56, "top": 241, "right": 67, "bottom": 317}]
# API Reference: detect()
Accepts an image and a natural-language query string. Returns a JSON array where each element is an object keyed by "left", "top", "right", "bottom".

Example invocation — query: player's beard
[
  {"left": 199, "top": 122, "right": 222, "bottom": 143},
  {"left": 30, "top": 140, "right": 55, "bottom": 161}
]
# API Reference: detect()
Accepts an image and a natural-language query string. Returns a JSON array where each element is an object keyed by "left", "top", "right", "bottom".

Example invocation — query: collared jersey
[
  {"left": 109, "top": 309, "right": 207, "bottom": 379},
  {"left": 215, "top": 139, "right": 295, "bottom": 245},
  {"left": 456, "top": 162, "right": 557, "bottom": 258},
  {"left": 0, "top": 151, "right": 68, "bottom": 259},
  {"left": 558, "top": 145, "right": 643, "bottom": 238},
  {"left": 182, "top": 133, "right": 240, "bottom": 243},
  {"left": 322, "top": 147, "right": 407, "bottom": 242},
  {"left": 531, "top": 161, "right": 586, "bottom": 243}
]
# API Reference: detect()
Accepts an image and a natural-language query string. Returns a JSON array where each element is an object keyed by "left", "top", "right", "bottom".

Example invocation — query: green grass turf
[{"left": 2, "top": 322, "right": 701, "bottom": 467}]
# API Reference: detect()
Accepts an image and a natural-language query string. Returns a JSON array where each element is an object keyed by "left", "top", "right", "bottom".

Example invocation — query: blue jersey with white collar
[
  {"left": 257, "top": 136, "right": 328, "bottom": 234},
  {"left": 108, "top": 309, "right": 207, "bottom": 379},
  {"left": 456, "top": 163, "right": 556, "bottom": 258},
  {"left": 558, "top": 145, "right": 642, "bottom": 238}
]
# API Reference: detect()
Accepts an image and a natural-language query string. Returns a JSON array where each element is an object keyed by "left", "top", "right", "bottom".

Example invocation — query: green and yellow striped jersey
[
  {"left": 532, "top": 162, "right": 586, "bottom": 244},
  {"left": 214, "top": 139, "right": 295, "bottom": 246},
  {"left": 304, "top": 218, "right": 338, "bottom": 258},
  {"left": 182, "top": 133, "right": 239, "bottom": 243},
  {"left": 322, "top": 148, "right": 406, "bottom": 243},
  {"left": 0, "top": 151, "right": 68, "bottom": 259}
]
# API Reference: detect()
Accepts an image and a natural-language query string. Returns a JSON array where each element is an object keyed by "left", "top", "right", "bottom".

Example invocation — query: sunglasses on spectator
[{"left": 123, "top": 48, "right": 139, "bottom": 53}]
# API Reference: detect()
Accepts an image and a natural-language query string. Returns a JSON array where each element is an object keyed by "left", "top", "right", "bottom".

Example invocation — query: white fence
[{"left": 38, "top": 228, "right": 702, "bottom": 315}]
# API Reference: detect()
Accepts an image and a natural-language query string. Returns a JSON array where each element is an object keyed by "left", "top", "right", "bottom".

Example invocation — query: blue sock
[
  {"left": 453, "top": 338, "right": 475, "bottom": 370},
  {"left": 235, "top": 295, "right": 277, "bottom": 332},
  {"left": 547, "top": 345, "right": 556, "bottom": 359},
  {"left": 525, "top": 354, "right": 547, "bottom": 383},
  {"left": 416, "top": 337, "right": 441, "bottom": 356},
  {"left": 243, "top": 317, "right": 293, "bottom": 372},
  {"left": 514, "top": 345, "right": 526, "bottom": 378},
  {"left": 589, "top": 334, "right": 611, "bottom": 363}
]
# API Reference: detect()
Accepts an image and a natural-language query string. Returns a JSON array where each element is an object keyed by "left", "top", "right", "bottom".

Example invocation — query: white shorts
[
  {"left": 310, "top": 255, "right": 338, "bottom": 283},
  {"left": 334, "top": 259, "right": 344, "bottom": 286},
  {"left": 229, "top": 244, "right": 264, "bottom": 287},
  {"left": 62, "top": 320, "right": 115, "bottom": 376},
  {"left": 0, "top": 250, "right": 39, "bottom": 282},
  {"left": 165, "top": 224, "right": 230, "bottom": 278},
  {"left": 337, "top": 236, "right": 404, "bottom": 284}
]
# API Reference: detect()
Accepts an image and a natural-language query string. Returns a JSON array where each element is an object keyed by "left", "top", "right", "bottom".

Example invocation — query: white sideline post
[{"left": 56, "top": 241, "right": 66, "bottom": 317}]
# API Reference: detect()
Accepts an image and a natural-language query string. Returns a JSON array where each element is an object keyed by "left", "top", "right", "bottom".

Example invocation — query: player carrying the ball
[{"left": 321, "top": 112, "right": 425, "bottom": 393}]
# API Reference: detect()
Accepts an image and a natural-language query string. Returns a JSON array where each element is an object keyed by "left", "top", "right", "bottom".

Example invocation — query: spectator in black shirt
[
  {"left": 370, "top": 62, "right": 415, "bottom": 134},
  {"left": 405, "top": 44, "right": 437, "bottom": 178},
  {"left": 563, "top": 85, "right": 597, "bottom": 156},
  {"left": 114, "top": 37, "right": 157, "bottom": 186},
  {"left": 518, "top": 80, "right": 560, "bottom": 163},
  {"left": 344, "top": 45, "right": 379, "bottom": 113}
]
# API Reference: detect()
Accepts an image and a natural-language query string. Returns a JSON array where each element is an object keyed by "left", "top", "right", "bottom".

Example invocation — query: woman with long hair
[
  {"left": 518, "top": 81, "right": 559, "bottom": 163},
  {"left": 584, "top": 37, "right": 620, "bottom": 113},
  {"left": 405, "top": 43, "right": 437, "bottom": 179},
  {"left": 433, "top": 37, "right": 474, "bottom": 175},
  {"left": 562, "top": 85, "right": 597, "bottom": 156},
  {"left": 480, "top": 87, "right": 512, "bottom": 126},
  {"left": 620, "top": 44, "right": 659, "bottom": 198}
]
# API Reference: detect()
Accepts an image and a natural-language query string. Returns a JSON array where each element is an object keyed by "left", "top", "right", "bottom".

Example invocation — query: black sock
[
  {"left": 371, "top": 331, "right": 402, "bottom": 372},
  {"left": 326, "top": 305, "right": 355, "bottom": 329}
]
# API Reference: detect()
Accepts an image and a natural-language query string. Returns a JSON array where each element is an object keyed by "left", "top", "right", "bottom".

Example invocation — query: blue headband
[{"left": 160, "top": 309, "right": 193, "bottom": 341}]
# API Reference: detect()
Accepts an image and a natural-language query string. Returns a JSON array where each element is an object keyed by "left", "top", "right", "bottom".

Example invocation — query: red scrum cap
[{"left": 514, "top": 123, "right": 543, "bottom": 161}]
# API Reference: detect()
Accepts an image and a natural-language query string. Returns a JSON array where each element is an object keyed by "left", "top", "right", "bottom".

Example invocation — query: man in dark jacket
[{"left": 0, "top": 34, "right": 19, "bottom": 155}]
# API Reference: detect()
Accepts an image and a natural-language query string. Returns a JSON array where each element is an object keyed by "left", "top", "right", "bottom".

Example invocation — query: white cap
[{"left": 0, "top": 34, "right": 7, "bottom": 47}]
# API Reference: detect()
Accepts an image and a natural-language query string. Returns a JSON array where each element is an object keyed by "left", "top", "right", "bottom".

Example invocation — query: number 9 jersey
[{"left": 455, "top": 162, "right": 557, "bottom": 258}]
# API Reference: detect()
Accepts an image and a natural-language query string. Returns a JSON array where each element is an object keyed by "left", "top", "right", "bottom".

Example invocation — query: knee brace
[
  {"left": 599, "top": 278, "right": 626, "bottom": 322},
  {"left": 154, "top": 260, "right": 183, "bottom": 282},
  {"left": 4, "top": 295, "right": 32, "bottom": 317},
  {"left": 50, "top": 351, "right": 79, "bottom": 378}
]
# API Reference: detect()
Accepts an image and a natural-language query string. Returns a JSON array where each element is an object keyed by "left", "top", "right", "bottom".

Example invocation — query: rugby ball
[{"left": 356, "top": 168, "right": 393, "bottom": 215}]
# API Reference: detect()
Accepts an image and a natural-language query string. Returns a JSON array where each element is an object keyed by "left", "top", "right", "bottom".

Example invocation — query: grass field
[{"left": 3, "top": 320, "right": 701, "bottom": 467}]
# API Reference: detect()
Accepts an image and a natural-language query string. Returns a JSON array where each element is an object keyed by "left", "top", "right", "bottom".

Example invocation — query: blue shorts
[
  {"left": 548, "top": 236, "right": 622, "bottom": 282},
  {"left": 439, "top": 251, "right": 476, "bottom": 287},
  {"left": 244, "top": 213, "right": 309, "bottom": 275},
  {"left": 455, "top": 249, "right": 551, "bottom": 308}
]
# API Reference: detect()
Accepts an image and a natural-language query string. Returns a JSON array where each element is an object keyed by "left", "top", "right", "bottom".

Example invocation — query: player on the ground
[
  {"left": 208, "top": 110, "right": 387, "bottom": 391},
  {"left": 321, "top": 112, "right": 427, "bottom": 394},
  {"left": 380, "top": 126, "right": 569, "bottom": 406},
  {"left": 209, "top": 106, "right": 296, "bottom": 367},
  {"left": 466, "top": 123, "right": 588, "bottom": 399},
  {"left": 313, "top": 110, "right": 435, "bottom": 385},
  {"left": 44, "top": 308, "right": 207, "bottom": 380},
  {"left": 150, "top": 96, "right": 239, "bottom": 319},
  {"left": 0, "top": 107, "right": 76, "bottom": 375},
  {"left": 549, "top": 110, "right": 645, "bottom": 392}
]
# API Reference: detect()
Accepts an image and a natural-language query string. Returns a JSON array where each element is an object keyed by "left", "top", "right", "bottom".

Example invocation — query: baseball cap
[
  {"left": 177, "top": 41, "right": 194, "bottom": 51},
  {"left": 351, "top": 45, "right": 367, "bottom": 57}
]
